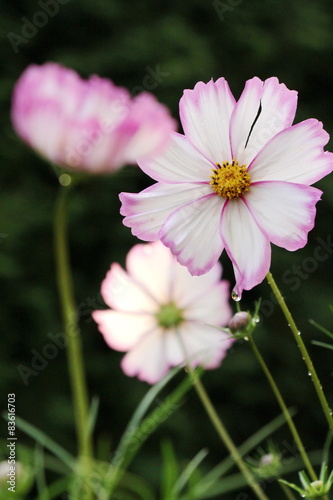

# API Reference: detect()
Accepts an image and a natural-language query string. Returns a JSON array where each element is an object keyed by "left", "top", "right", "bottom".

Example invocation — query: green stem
[
  {"left": 248, "top": 335, "right": 317, "bottom": 481},
  {"left": 186, "top": 366, "right": 269, "bottom": 500},
  {"left": 266, "top": 271, "right": 333, "bottom": 434},
  {"left": 54, "top": 181, "right": 93, "bottom": 495},
  {"left": 278, "top": 479, "right": 298, "bottom": 500}
]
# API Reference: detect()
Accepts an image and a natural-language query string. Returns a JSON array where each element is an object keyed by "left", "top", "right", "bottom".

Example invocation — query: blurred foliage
[{"left": 0, "top": 0, "right": 333, "bottom": 498}]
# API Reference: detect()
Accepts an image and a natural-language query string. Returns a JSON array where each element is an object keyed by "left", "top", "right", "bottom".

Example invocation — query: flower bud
[
  {"left": 247, "top": 445, "right": 282, "bottom": 480},
  {"left": 228, "top": 311, "right": 250, "bottom": 333}
]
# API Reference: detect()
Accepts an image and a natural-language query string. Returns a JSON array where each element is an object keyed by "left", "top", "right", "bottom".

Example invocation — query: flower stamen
[{"left": 210, "top": 159, "right": 251, "bottom": 199}]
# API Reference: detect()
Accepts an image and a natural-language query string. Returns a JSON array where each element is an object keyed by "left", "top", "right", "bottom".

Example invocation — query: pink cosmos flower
[
  {"left": 119, "top": 77, "right": 333, "bottom": 298},
  {"left": 92, "top": 241, "right": 233, "bottom": 384},
  {"left": 11, "top": 62, "right": 176, "bottom": 173}
]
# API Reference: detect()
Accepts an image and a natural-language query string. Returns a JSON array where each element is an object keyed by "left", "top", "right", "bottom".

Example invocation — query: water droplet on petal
[{"left": 232, "top": 290, "right": 241, "bottom": 301}]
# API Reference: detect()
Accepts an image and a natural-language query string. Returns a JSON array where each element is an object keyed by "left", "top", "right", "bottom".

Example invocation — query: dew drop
[
  {"left": 297, "top": 331, "right": 301, "bottom": 336},
  {"left": 308, "top": 371, "right": 312, "bottom": 377},
  {"left": 232, "top": 290, "right": 241, "bottom": 302}
]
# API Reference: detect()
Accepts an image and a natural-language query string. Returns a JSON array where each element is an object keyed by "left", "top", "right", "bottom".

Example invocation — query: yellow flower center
[{"left": 210, "top": 159, "right": 251, "bottom": 199}]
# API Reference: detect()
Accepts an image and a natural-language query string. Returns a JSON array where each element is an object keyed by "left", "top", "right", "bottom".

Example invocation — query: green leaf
[
  {"left": 108, "top": 368, "right": 203, "bottom": 498},
  {"left": 309, "top": 319, "right": 333, "bottom": 340},
  {"left": 172, "top": 448, "right": 207, "bottom": 497},
  {"left": 112, "top": 366, "right": 183, "bottom": 467},
  {"left": 312, "top": 340, "right": 333, "bottom": 351},
  {"left": 161, "top": 440, "right": 180, "bottom": 500},
  {"left": 87, "top": 395, "right": 100, "bottom": 436},
  {"left": 12, "top": 415, "right": 76, "bottom": 470},
  {"left": 34, "top": 445, "right": 49, "bottom": 500}
]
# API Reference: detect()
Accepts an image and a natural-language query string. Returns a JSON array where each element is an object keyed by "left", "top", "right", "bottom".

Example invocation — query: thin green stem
[
  {"left": 186, "top": 366, "right": 269, "bottom": 500},
  {"left": 278, "top": 479, "right": 298, "bottom": 500},
  {"left": 266, "top": 271, "right": 333, "bottom": 434},
  {"left": 248, "top": 335, "right": 317, "bottom": 481},
  {"left": 54, "top": 181, "right": 93, "bottom": 496}
]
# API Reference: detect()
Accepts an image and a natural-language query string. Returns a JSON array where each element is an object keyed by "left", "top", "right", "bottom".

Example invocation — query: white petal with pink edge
[
  {"left": 171, "top": 260, "right": 223, "bottom": 308},
  {"left": 180, "top": 78, "right": 235, "bottom": 162},
  {"left": 92, "top": 310, "right": 157, "bottom": 351},
  {"left": 120, "top": 182, "right": 212, "bottom": 241},
  {"left": 100, "top": 263, "right": 159, "bottom": 312},
  {"left": 138, "top": 132, "right": 214, "bottom": 183},
  {"left": 121, "top": 327, "right": 171, "bottom": 384},
  {"left": 125, "top": 242, "right": 173, "bottom": 304},
  {"left": 160, "top": 193, "right": 225, "bottom": 276},
  {"left": 244, "top": 181, "right": 322, "bottom": 251},
  {"left": 249, "top": 119, "right": 333, "bottom": 185},
  {"left": 221, "top": 198, "right": 271, "bottom": 296},
  {"left": 177, "top": 322, "right": 234, "bottom": 369},
  {"left": 230, "top": 77, "right": 297, "bottom": 166},
  {"left": 184, "top": 281, "right": 232, "bottom": 326}
]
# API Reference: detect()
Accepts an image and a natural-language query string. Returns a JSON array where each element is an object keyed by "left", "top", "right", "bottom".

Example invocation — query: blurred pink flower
[
  {"left": 119, "top": 77, "right": 333, "bottom": 298},
  {"left": 11, "top": 62, "right": 176, "bottom": 173},
  {"left": 92, "top": 241, "right": 233, "bottom": 384}
]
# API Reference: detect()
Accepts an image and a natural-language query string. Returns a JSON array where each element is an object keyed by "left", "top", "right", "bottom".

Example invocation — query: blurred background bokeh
[{"left": 1, "top": 0, "right": 333, "bottom": 498}]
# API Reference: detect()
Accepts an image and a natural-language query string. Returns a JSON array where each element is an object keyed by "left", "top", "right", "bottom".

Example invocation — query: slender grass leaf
[{"left": 13, "top": 415, "right": 76, "bottom": 470}]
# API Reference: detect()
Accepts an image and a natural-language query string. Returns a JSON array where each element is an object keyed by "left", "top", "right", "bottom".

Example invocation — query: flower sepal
[
  {"left": 279, "top": 463, "right": 333, "bottom": 499},
  {"left": 246, "top": 443, "right": 282, "bottom": 480}
]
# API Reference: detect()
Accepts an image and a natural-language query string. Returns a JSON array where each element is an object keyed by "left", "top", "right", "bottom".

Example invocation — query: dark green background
[{"left": 1, "top": 0, "right": 333, "bottom": 498}]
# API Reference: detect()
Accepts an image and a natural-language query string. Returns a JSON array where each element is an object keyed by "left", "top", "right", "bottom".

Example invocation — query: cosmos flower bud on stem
[
  {"left": 227, "top": 306, "right": 261, "bottom": 339},
  {"left": 228, "top": 311, "right": 251, "bottom": 333}
]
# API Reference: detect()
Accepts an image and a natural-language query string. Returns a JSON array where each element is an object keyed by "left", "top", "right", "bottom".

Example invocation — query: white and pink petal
[
  {"left": 183, "top": 280, "right": 232, "bottom": 326},
  {"left": 171, "top": 260, "right": 224, "bottom": 308},
  {"left": 100, "top": 263, "right": 158, "bottom": 312},
  {"left": 177, "top": 322, "right": 234, "bottom": 369},
  {"left": 249, "top": 119, "right": 333, "bottom": 185},
  {"left": 126, "top": 242, "right": 173, "bottom": 304},
  {"left": 121, "top": 327, "right": 170, "bottom": 384},
  {"left": 160, "top": 193, "right": 225, "bottom": 276},
  {"left": 119, "top": 182, "right": 212, "bottom": 241},
  {"left": 244, "top": 181, "right": 322, "bottom": 251},
  {"left": 230, "top": 77, "right": 297, "bottom": 166},
  {"left": 180, "top": 78, "right": 235, "bottom": 162},
  {"left": 138, "top": 132, "right": 214, "bottom": 183},
  {"left": 92, "top": 310, "right": 157, "bottom": 351},
  {"left": 220, "top": 198, "right": 271, "bottom": 297}
]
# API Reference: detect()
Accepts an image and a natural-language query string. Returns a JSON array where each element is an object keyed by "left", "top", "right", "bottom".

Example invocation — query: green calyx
[{"left": 156, "top": 303, "right": 184, "bottom": 329}]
